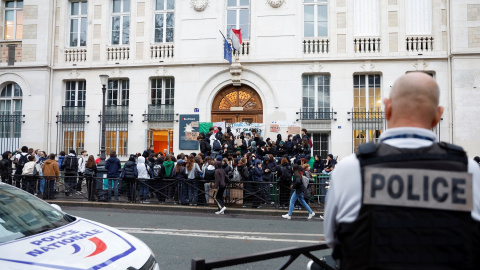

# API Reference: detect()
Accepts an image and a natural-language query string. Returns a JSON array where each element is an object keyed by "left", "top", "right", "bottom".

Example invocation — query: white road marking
[{"left": 116, "top": 227, "right": 325, "bottom": 244}]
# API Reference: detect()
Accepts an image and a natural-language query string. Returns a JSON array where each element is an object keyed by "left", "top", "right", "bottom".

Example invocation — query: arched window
[{"left": 0, "top": 82, "right": 23, "bottom": 140}]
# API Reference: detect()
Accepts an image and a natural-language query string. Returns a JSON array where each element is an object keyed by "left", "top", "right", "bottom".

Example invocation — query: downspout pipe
[
  {"left": 46, "top": 0, "right": 57, "bottom": 153},
  {"left": 447, "top": 0, "right": 454, "bottom": 144}
]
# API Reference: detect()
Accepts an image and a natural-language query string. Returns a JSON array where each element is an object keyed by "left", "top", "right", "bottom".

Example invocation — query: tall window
[
  {"left": 405, "top": 0, "right": 432, "bottom": 35},
  {"left": 111, "top": 0, "right": 130, "bottom": 45},
  {"left": 352, "top": 74, "right": 383, "bottom": 151},
  {"left": 69, "top": 1, "right": 87, "bottom": 47},
  {"left": 302, "top": 74, "right": 330, "bottom": 119},
  {"left": 303, "top": 0, "right": 328, "bottom": 37},
  {"left": 0, "top": 83, "right": 22, "bottom": 139},
  {"left": 65, "top": 81, "right": 86, "bottom": 107},
  {"left": 105, "top": 79, "right": 129, "bottom": 156},
  {"left": 226, "top": 0, "right": 249, "bottom": 40},
  {"left": 107, "top": 79, "right": 129, "bottom": 106},
  {"left": 4, "top": 0, "right": 23, "bottom": 40},
  {"left": 353, "top": 0, "right": 379, "bottom": 36},
  {"left": 154, "top": 0, "right": 174, "bottom": 43}
]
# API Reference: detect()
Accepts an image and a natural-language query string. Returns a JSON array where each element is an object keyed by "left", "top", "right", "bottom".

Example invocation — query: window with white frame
[
  {"left": 4, "top": 0, "right": 23, "bottom": 40},
  {"left": 154, "top": 0, "right": 174, "bottom": 43},
  {"left": 353, "top": 0, "right": 379, "bottom": 36},
  {"left": 151, "top": 78, "right": 174, "bottom": 105},
  {"left": 302, "top": 74, "right": 330, "bottom": 119},
  {"left": 0, "top": 82, "right": 22, "bottom": 138},
  {"left": 65, "top": 81, "right": 86, "bottom": 107},
  {"left": 69, "top": 1, "right": 87, "bottom": 47},
  {"left": 107, "top": 79, "right": 129, "bottom": 106},
  {"left": 303, "top": 0, "right": 328, "bottom": 37},
  {"left": 111, "top": 0, "right": 130, "bottom": 45},
  {"left": 226, "top": 0, "right": 249, "bottom": 40}
]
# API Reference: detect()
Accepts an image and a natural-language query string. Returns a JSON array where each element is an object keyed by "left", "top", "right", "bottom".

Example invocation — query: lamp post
[{"left": 98, "top": 74, "right": 109, "bottom": 166}]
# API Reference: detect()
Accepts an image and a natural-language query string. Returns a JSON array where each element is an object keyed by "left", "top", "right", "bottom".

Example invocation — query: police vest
[{"left": 333, "top": 142, "right": 480, "bottom": 270}]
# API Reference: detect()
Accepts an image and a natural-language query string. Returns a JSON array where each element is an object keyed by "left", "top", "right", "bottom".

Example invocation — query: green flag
[{"left": 199, "top": 122, "right": 213, "bottom": 135}]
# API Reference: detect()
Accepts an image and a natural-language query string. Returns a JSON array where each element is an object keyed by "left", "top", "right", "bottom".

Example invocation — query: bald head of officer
[{"left": 384, "top": 72, "right": 443, "bottom": 130}]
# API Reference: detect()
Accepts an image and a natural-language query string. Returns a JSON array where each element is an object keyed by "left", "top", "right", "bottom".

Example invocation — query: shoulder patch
[{"left": 357, "top": 142, "right": 377, "bottom": 156}]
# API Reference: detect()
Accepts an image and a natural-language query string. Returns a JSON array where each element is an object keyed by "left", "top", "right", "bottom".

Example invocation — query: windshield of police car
[{"left": 0, "top": 184, "right": 71, "bottom": 244}]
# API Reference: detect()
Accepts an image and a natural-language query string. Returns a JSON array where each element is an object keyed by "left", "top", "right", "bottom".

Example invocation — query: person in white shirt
[{"left": 75, "top": 150, "right": 88, "bottom": 194}]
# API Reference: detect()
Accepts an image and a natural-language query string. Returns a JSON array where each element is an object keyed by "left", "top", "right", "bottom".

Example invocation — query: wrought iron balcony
[
  {"left": 56, "top": 106, "right": 87, "bottom": 123},
  {"left": 296, "top": 108, "right": 336, "bottom": 121},
  {"left": 99, "top": 105, "right": 131, "bottom": 123},
  {"left": 143, "top": 104, "right": 174, "bottom": 122}
]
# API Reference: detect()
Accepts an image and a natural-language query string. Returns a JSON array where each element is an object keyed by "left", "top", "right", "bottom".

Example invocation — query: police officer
[{"left": 324, "top": 72, "right": 480, "bottom": 269}]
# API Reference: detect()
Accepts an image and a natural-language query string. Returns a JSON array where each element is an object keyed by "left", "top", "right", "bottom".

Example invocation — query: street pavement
[{"left": 62, "top": 206, "right": 330, "bottom": 270}]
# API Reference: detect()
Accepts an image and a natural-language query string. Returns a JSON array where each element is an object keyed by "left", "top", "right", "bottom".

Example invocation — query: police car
[{"left": 0, "top": 183, "right": 159, "bottom": 270}]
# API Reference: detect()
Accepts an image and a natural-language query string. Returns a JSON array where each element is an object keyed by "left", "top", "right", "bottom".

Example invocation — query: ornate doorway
[{"left": 211, "top": 85, "right": 263, "bottom": 123}]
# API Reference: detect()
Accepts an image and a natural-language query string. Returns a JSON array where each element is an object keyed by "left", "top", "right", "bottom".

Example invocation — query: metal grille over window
[
  {"left": 0, "top": 83, "right": 24, "bottom": 154},
  {"left": 56, "top": 106, "right": 88, "bottom": 155},
  {"left": 349, "top": 74, "right": 385, "bottom": 152},
  {"left": 99, "top": 106, "right": 131, "bottom": 157}
]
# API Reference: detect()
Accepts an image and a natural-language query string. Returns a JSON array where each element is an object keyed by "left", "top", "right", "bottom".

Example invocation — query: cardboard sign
[
  {"left": 191, "top": 121, "right": 199, "bottom": 128},
  {"left": 287, "top": 126, "right": 301, "bottom": 135},
  {"left": 270, "top": 124, "right": 280, "bottom": 133},
  {"left": 185, "top": 132, "right": 199, "bottom": 141}
]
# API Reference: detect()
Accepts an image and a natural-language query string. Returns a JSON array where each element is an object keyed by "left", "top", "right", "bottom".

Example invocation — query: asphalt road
[{"left": 62, "top": 206, "right": 331, "bottom": 270}]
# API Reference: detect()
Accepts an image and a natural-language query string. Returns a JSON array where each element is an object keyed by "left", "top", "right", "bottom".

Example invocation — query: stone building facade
[{"left": 0, "top": 0, "right": 479, "bottom": 160}]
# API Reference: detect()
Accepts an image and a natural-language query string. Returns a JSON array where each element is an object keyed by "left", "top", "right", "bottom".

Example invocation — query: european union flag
[{"left": 223, "top": 38, "right": 232, "bottom": 64}]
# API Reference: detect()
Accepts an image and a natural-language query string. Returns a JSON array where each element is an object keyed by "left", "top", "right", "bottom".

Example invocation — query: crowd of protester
[{"left": 0, "top": 128, "right": 340, "bottom": 216}]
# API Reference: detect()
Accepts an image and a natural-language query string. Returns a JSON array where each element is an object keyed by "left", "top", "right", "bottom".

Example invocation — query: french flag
[{"left": 230, "top": 29, "right": 242, "bottom": 51}]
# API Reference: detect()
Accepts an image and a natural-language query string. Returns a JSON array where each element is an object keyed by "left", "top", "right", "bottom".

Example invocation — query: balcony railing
[
  {"left": 99, "top": 105, "right": 131, "bottom": 123},
  {"left": 406, "top": 36, "right": 434, "bottom": 52},
  {"left": 143, "top": 104, "right": 174, "bottom": 122},
  {"left": 64, "top": 48, "right": 87, "bottom": 62},
  {"left": 107, "top": 46, "right": 130, "bottom": 61},
  {"left": 354, "top": 38, "right": 381, "bottom": 53},
  {"left": 303, "top": 38, "right": 329, "bottom": 54},
  {"left": 226, "top": 41, "right": 250, "bottom": 56},
  {"left": 348, "top": 110, "right": 385, "bottom": 122},
  {"left": 296, "top": 108, "right": 336, "bottom": 121},
  {"left": 57, "top": 106, "right": 87, "bottom": 123},
  {"left": 150, "top": 44, "right": 174, "bottom": 59},
  {"left": 0, "top": 42, "right": 22, "bottom": 65}
]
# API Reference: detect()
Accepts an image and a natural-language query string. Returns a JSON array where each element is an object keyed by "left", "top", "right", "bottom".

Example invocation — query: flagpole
[{"left": 219, "top": 30, "right": 238, "bottom": 56}]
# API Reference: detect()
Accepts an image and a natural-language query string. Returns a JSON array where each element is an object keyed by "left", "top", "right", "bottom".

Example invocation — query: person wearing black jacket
[
  {"left": 152, "top": 157, "right": 167, "bottom": 203},
  {"left": 84, "top": 155, "right": 98, "bottom": 201},
  {"left": 276, "top": 158, "right": 292, "bottom": 208},
  {"left": 122, "top": 155, "right": 138, "bottom": 202},
  {"left": 0, "top": 151, "right": 12, "bottom": 184},
  {"left": 282, "top": 165, "right": 315, "bottom": 220},
  {"left": 198, "top": 136, "right": 211, "bottom": 156},
  {"left": 312, "top": 155, "right": 325, "bottom": 173},
  {"left": 213, "top": 161, "right": 227, "bottom": 214}
]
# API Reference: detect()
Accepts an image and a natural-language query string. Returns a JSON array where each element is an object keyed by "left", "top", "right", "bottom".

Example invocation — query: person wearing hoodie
[
  {"left": 84, "top": 155, "right": 98, "bottom": 201},
  {"left": 57, "top": 151, "right": 66, "bottom": 193},
  {"left": 136, "top": 156, "right": 151, "bottom": 203},
  {"left": 122, "top": 155, "right": 138, "bottom": 202},
  {"left": 22, "top": 155, "right": 40, "bottom": 195},
  {"left": 251, "top": 159, "right": 264, "bottom": 208},
  {"left": 36, "top": 151, "right": 47, "bottom": 197},
  {"left": 163, "top": 154, "right": 175, "bottom": 201},
  {"left": 105, "top": 150, "right": 121, "bottom": 201},
  {"left": 213, "top": 161, "right": 227, "bottom": 214},
  {"left": 185, "top": 155, "right": 201, "bottom": 205},
  {"left": 174, "top": 159, "right": 188, "bottom": 204},
  {"left": 0, "top": 151, "right": 12, "bottom": 184},
  {"left": 42, "top": 153, "right": 59, "bottom": 200},
  {"left": 282, "top": 165, "right": 315, "bottom": 220},
  {"left": 152, "top": 157, "right": 167, "bottom": 203}
]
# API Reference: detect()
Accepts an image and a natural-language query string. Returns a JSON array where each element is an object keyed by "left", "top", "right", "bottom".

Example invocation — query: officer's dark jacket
[{"left": 333, "top": 142, "right": 480, "bottom": 270}]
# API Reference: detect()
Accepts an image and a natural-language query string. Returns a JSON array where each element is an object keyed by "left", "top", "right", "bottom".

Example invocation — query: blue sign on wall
[{"left": 179, "top": 114, "right": 199, "bottom": 150}]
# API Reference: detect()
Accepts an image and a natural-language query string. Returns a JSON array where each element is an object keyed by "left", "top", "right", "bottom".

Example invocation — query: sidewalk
[{"left": 46, "top": 196, "right": 325, "bottom": 217}]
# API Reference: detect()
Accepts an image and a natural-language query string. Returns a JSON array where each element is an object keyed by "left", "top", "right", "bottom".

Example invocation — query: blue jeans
[
  {"left": 108, "top": 179, "right": 119, "bottom": 200},
  {"left": 188, "top": 179, "right": 198, "bottom": 204},
  {"left": 139, "top": 180, "right": 149, "bottom": 201},
  {"left": 38, "top": 178, "right": 45, "bottom": 194},
  {"left": 288, "top": 191, "right": 313, "bottom": 216}
]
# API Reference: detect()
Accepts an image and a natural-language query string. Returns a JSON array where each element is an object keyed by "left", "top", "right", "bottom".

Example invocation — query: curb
[{"left": 48, "top": 200, "right": 324, "bottom": 217}]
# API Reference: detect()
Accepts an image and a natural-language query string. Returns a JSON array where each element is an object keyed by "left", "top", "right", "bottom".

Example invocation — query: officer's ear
[
  {"left": 384, "top": 97, "right": 392, "bottom": 121},
  {"left": 431, "top": 106, "right": 444, "bottom": 128}
]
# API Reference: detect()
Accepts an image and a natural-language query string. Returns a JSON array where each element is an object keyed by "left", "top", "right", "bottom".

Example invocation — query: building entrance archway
[{"left": 211, "top": 85, "right": 263, "bottom": 123}]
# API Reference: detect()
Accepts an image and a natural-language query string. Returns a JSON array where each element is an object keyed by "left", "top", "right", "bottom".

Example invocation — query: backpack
[
  {"left": 215, "top": 132, "right": 223, "bottom": 141},
  {"left": 16, "top": 154, "right": 28, "bottom": 170},
  {"left": 224, "top": 169, "right": 233, "bottom": 184},
  {"left": 302, "top": 176, "right": 312, "bottom": 198},
  {"left": 204, "top": 140, "right": 211, "bottom": 152},
  {"left": 33, "top": 164, "right": 39, "bottom": 176},
  {"left": 153, "top": 164, "right": 164, "bottom": 179},
  {"left": 308, "top": 137, "right": 313, "bottom": 148},
  {"left": 280, "top": 166, "right": 292, "bottom": 183},
  {"left": 232, "top": 167, "right": 241, "bottom": 181},
  {"left": 84, "top": 167, "right": 94, "bottom": 177},
  {"left": 212, "top": 139, "right": 222, "bottom": 151},
  {"left": 63, "top": 156, "right": 78, "bottom": 173}
]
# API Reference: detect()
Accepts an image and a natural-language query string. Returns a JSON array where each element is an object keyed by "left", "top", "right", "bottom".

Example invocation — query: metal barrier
[
  {"left": 191, "top": 243, "right": 334, "bottom": 270},
  {"left": 0, "top": 173, "right": 330, "bottom": 209}
]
